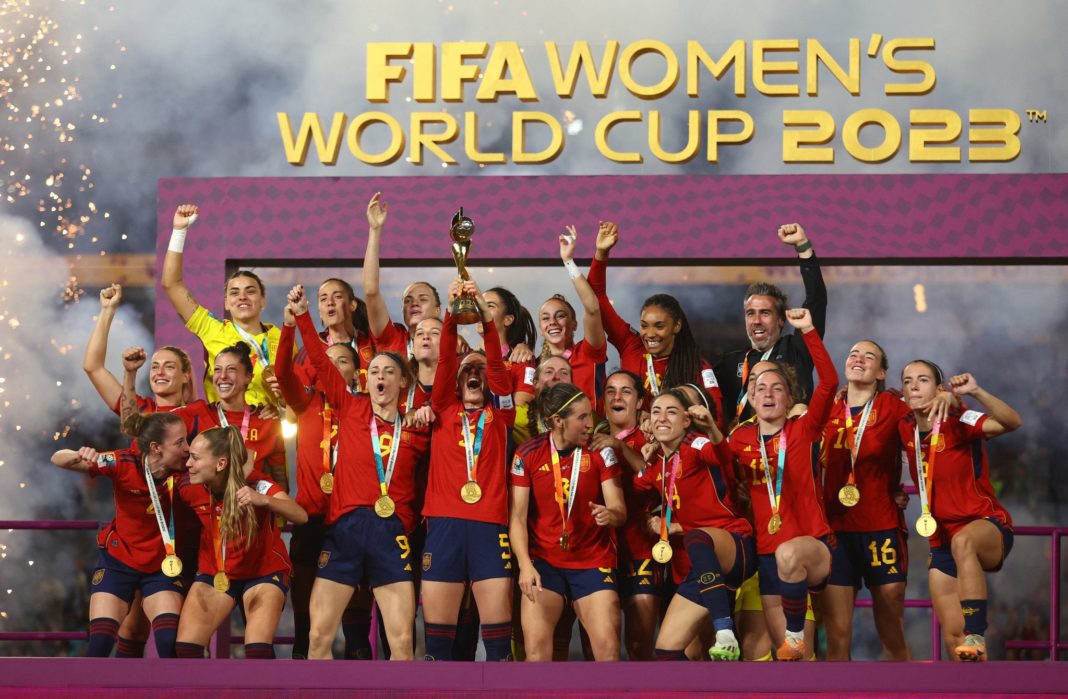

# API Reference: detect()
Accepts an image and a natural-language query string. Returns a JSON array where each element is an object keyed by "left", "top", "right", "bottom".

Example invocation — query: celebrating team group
[{"left": 51, "top": 192, "right": 1021, "bottom": 663}]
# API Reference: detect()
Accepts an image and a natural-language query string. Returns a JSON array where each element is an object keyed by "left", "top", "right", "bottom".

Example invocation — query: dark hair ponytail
[
  {"left": 536, "top": 382, "right": 587, "bottom": 429},
  {"left": 641, "top": 294, "right": 702, "bottom": 390},
  {"left": 218, "top": 343, "right": 254, "bottom": 375},
  {"left": 488, "top": 286, "right": 536, "bottom": 351},
  {"left": 122, "top": 412, "right": 184, "bottom": 454}
]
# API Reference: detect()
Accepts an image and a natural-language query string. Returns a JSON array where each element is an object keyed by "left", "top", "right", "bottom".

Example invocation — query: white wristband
[
  {"left": 563, "top": 259, "right": 581, "bottom": 280},
  {"left": 168, "top": 228, "right": 187, "bottom": 254}
]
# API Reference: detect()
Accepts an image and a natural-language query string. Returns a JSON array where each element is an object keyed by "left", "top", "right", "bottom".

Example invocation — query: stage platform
[{"left": 1, "top": 659, "right": 1065, "bottom": 698}]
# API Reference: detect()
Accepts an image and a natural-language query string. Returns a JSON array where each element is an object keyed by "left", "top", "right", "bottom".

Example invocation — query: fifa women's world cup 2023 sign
[{"left": 277, "top": 37, "right": 1029, "bottom": 168}]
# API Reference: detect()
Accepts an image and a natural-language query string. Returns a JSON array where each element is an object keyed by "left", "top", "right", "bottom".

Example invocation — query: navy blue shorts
[
  {"left": 421, "top": 517, "right": 512, "bottom": 583},
  {"left": 619, "top": 557, "right": 666, "bottom": 598},
  {"left": 533, "top": 559, "right": 617, "bottom": 602},
  {"left": 829, "top": 529, "right": 909, "bottom": 589},
  {"left": 289, "top": 515, "right": 327, "bottom": 568},
  {"left": 317, "top": 508, "right": 412, "bottom": 588},
  {"left": 757, "top": 536, "right": 834, "bottom": 597},
  {"left": 928, "top": 518, "right": 1014, "bottom": 577},
  {"left": 91, "top": 549, "right": 185, "bottom": 603},
  {"left": 194, "top": 571, "right": 290, "bottom": 601},
  {"left": 676, "top": 532, "right": 756, "bottom": 605}
]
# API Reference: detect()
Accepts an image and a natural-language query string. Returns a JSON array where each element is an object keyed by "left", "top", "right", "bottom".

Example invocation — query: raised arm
[
  {"left": 561, "top": 225, "right": 606, "bottom": 350},
  {"left": 161, "top": 204, "right": 202, "bottom": 323},
  {"left": 787, "top": 308, "right": 838, "bottom": 439},
  {"left": 431, "top": 294, "right": 461, "bottom": 415},
  {"left": 470, "top": 278, "right": 513, "bottom": 397},
  {"left": 290, "top": 286, "right": 351, "bottom": 411},
  {"left": 949, "top": 373, "right": 1022, "bottom": 437},
  {"left": 83, "top": 284, "right": 125, "bottom": 408},
  {"left": 118, "top": 347, "right": 147, "bottom": 427},
  {"left": 362, "top": 192, "right": 393, "bottom": 337},
  {"left": 274, "top": 317, "right": 312, "bottom": 412},
  {"left": 51, "top": 447, "right": 98, "bottom": 473},
  {"left": 587, "top": 224, "right": 641, "bottom": 352},
  {"left": 779, "top": 223, "right": 827, "bottom": 339}
]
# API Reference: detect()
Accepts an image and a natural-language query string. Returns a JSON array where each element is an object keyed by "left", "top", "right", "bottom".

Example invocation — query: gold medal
[
  {"left": 651, "top": 540, "right": 673, "bottom": 564},
  {"left": 320, "top": 472, "right": 334, "bottom": 494},
  {"left": 559, "top": 531, "right": 570, "bottom": 551},
  {"left": 838, "top": 484, "right": 861, "bottom": 508},
  {"left": 160, "top": 554, "right": 183, "bottom": 578},
  {"left": 374, "top": 494, "right": 396, "bottom": 518},
  {"left": 915, "top": 512, "right": 938, "bottom": 537},
  {"left": 213, "top": 571, "right": 230, "bottom": 593},
  {"left": 461, "top": 480, "right": 482, "bottom": 504},
  {"left": 261, "top": 366, "right": 275, "bottom": 381},
  {"left": 768, "top": 513, "right": 783, "bottom": 535}
]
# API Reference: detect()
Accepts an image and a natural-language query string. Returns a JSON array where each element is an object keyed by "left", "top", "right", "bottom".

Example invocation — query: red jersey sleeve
[
  {"left": 509, "top": 449, "right": 531, "bottom": 487},
  {"left": 275, "top": 323, "right": 313, "bottom": 412},
  {"left": 795, "top": 330, "right": 839, "bottom": 441},
  {"left": 373, "top": 320, "right": 409, "bottom": 356},
  {"left": 295, "top": 311, "right": 355, "bottom": 414},
  {"left": 482, "top": 319, "right": 514, "bottom": 398},
  {"left": 432, "top": 313, "right": 460, "bottom": 415},
  {"left": 588, "top": 257, "right": 644, "bottom": 358}
]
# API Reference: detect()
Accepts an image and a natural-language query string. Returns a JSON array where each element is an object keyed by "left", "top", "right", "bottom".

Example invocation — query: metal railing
[{"left": 0, "top": 519, "right": 1062, "bottom": 660}]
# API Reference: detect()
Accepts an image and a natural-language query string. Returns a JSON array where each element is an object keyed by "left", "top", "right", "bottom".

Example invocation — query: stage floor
[{"left": 0, "top": 658, "right": 1065, "bottom": 698}]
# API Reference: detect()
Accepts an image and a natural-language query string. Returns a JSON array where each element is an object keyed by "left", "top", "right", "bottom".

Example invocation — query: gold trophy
[{"left": 449, "top": 207, "right": 481, "bottom": 324}]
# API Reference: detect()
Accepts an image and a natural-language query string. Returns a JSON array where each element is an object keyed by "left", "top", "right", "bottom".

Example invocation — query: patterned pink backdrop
[{"left": 155, "top": 173, "right": 1068, "bottom": 347}]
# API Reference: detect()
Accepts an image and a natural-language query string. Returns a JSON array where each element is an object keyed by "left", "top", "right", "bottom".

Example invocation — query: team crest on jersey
[
  {"left": 92, "top": 569, "right": 105, "bottom": 585},
  {"left": 317, "top": 551, "right": 331, "bottom": 569},
  {"left": 699, "top": 572, "right": 720, "bottom": 586},
  {"left": 579, "top": 454, "right": 591, "bottom": 473},
  {"left": 422, "top": 553, "right": 432, "bottom": 572}
]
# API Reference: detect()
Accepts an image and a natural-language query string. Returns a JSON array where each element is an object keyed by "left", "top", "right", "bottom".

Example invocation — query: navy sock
[
  {"left": 684, "top": 529, "right": 733, "bottom": 632},
  {"left": 342, "top": 607, "right": 372, "bottom": 660},
  {"left": 481, "top": 622, "right": 513, "bottom": 661},
  {"left": 961, "top": 598, "right": 988, "bottom": 636},
  {"left": 654, "top": 647, "right": 687, "bottom": 661},
  {"left": 245, "top": 642, "right": 275, "bottom": 659},
  {"left": 423, "top": 622, "right": 456, "bottom": 661},
  {"left": 453, "top": 601, "right": 480, "bottom": 661},
  {"left": 87, "top": 617, "right": 119, "bottom": 657},
  {"left": 114, "top": 635, "right": 145, "bottom": 658},
  {"left": 151, "top": 613, "right": 179, "bottom": 658},
  {"left": 175, "top": 641, "right": 205, "bottom": 658},
  {"left": 779, "top": 579, "right": 808, "bottom": 634}
]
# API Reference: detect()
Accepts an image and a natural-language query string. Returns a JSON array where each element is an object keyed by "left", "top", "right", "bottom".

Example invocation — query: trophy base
[{"left": 450, "top": 297, "right": 482, "bottom": 325}]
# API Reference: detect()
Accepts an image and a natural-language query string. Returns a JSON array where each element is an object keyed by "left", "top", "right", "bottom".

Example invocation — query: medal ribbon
[
  {"left": 658, "top": 451, "right": 682, "bottom": 544},
  {"left": 549, "top": 434, "right": 583, "bottom": 538},
  {"left": 216, "top": 404, "right": 251, "bottom": 439},
  {"left": 758, "top": 425, "right": 788, "bottom": 520},
  {"left": 735, "top": 348, "right": 774, "bottom": 419},
  {"left": 405, "top": 383, "right": 417, "bottom": 414},
  {"left": 232, "top": 323, "right": 270, "bottom": 367},
  {"left": 320, "top": 399, "right": 336, "bottom": 477},
  {"left": 461, "top": 410, "right": 487, "bottom": 484},
  {"left": 143, "top": 457, "right": 176, "bottom": 558},
  {"left": 370, "top": 413, "right": 402, "bottom": 496},
  {"left": 644, "top": 353, "right": 661, "bottom": 397},
  {"left": 913, "top": 421, "right": 941, "bottom": 517},
  {"left": 844, "top": 398, "right": 875, "bottom": 485},
  {"left": 211, "top": 499, "right": 226, "bottom": 576}
]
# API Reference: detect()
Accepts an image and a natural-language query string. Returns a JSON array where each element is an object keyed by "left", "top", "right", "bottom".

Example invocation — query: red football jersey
[
  {"left": 88, "top": 448, "right": 188, "bottom": 573},
  {"left": 372, "top": 320, "right": 411, "bottom": 357},
  {"left": 636, "top": 433, "right": 751, "bottom": 537},
  {"left": 295, "top": 311, "right": 430, "bottom": 530},
  {"left": 726, "top": 331, "right": 837, "bottom": 555},
  {"left": 551, "top": 339, "right": 608, "bottom": 412},
  {"left": 292, "top": 328, "right": 376, "bottom": 394},
  {"left": 173, "top": 400, "right": 286, "bottom": 483},
  {"left": 822, "top": 390, "right": 911, "bottom": 532},
  {"left": 505, "top": 358, "right": 536, "bottom": 396},
  {"left": 510, "top": 433, "right": 621, "bottom": 569},
  {"left": 614, "top": 427, "right": 658, "bottom": 562},
  {"left": 900, "top": 410, "right": 1012, "bottom": 545},
  {"left": 588, "top": 258, "right": 722, "bottom": 418},
  {"left": 178, "top": 473, "right": 292, "bottom": 579},
  {"left": 276, "top": 323, "right": 334, "bottom": 517},
  {"left": 423, "top": 313, "right": 515, "bottom": 526},
  {"left": 399, "top": 382, "right": 432, "bottom": 415}
]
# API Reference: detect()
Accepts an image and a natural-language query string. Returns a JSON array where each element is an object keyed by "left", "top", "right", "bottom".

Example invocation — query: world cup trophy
[{"left": 449, "top": 207, "right": 481, "bottom": 324}]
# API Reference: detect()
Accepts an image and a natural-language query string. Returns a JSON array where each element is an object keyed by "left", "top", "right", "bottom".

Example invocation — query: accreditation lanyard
[
  {"left": 758, "top": 426, "right": 788, "bottom": 520},
  {"left": 462, "top": 410, "right": 487, "bottom": 485},
  {"left": 658, "top": 451, "right": 682, "bottom": 543},
  {"left": 211, "top": 498, "right": 227, "bottom": 576},
  {"left": 735, "top": 348, "right": 774, "bottom": 419},
  {"left": 320, "top": 399, "right": 337, "bottom": 478},
  {"left": 913, "top": 421, "right": 941, "bottom": 517},
  {"left": 644, "top": 354, "right": 661, "bottom": 397},
  {"left": 143, "top": 458, "right": 176, "bottom": 559},
  {"left": 216, "top": 404, "right": 251, "bottom": 439},
  {"left": 844, "top": 399, "right": 875, "bottom": 486},
  {"left": 549, "top": 434, "right": 583, "bottom": 538},
  {"left": 370, "top": 413, "right": 402, "bottom": 498},
  {"left": 232, "top": 324, "right": 270, "bottom": 367}
]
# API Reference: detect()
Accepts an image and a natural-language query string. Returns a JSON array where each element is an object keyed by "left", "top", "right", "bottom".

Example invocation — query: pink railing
[{"left": 0, "top": 519, "right": 1062, "bottom": 660}]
